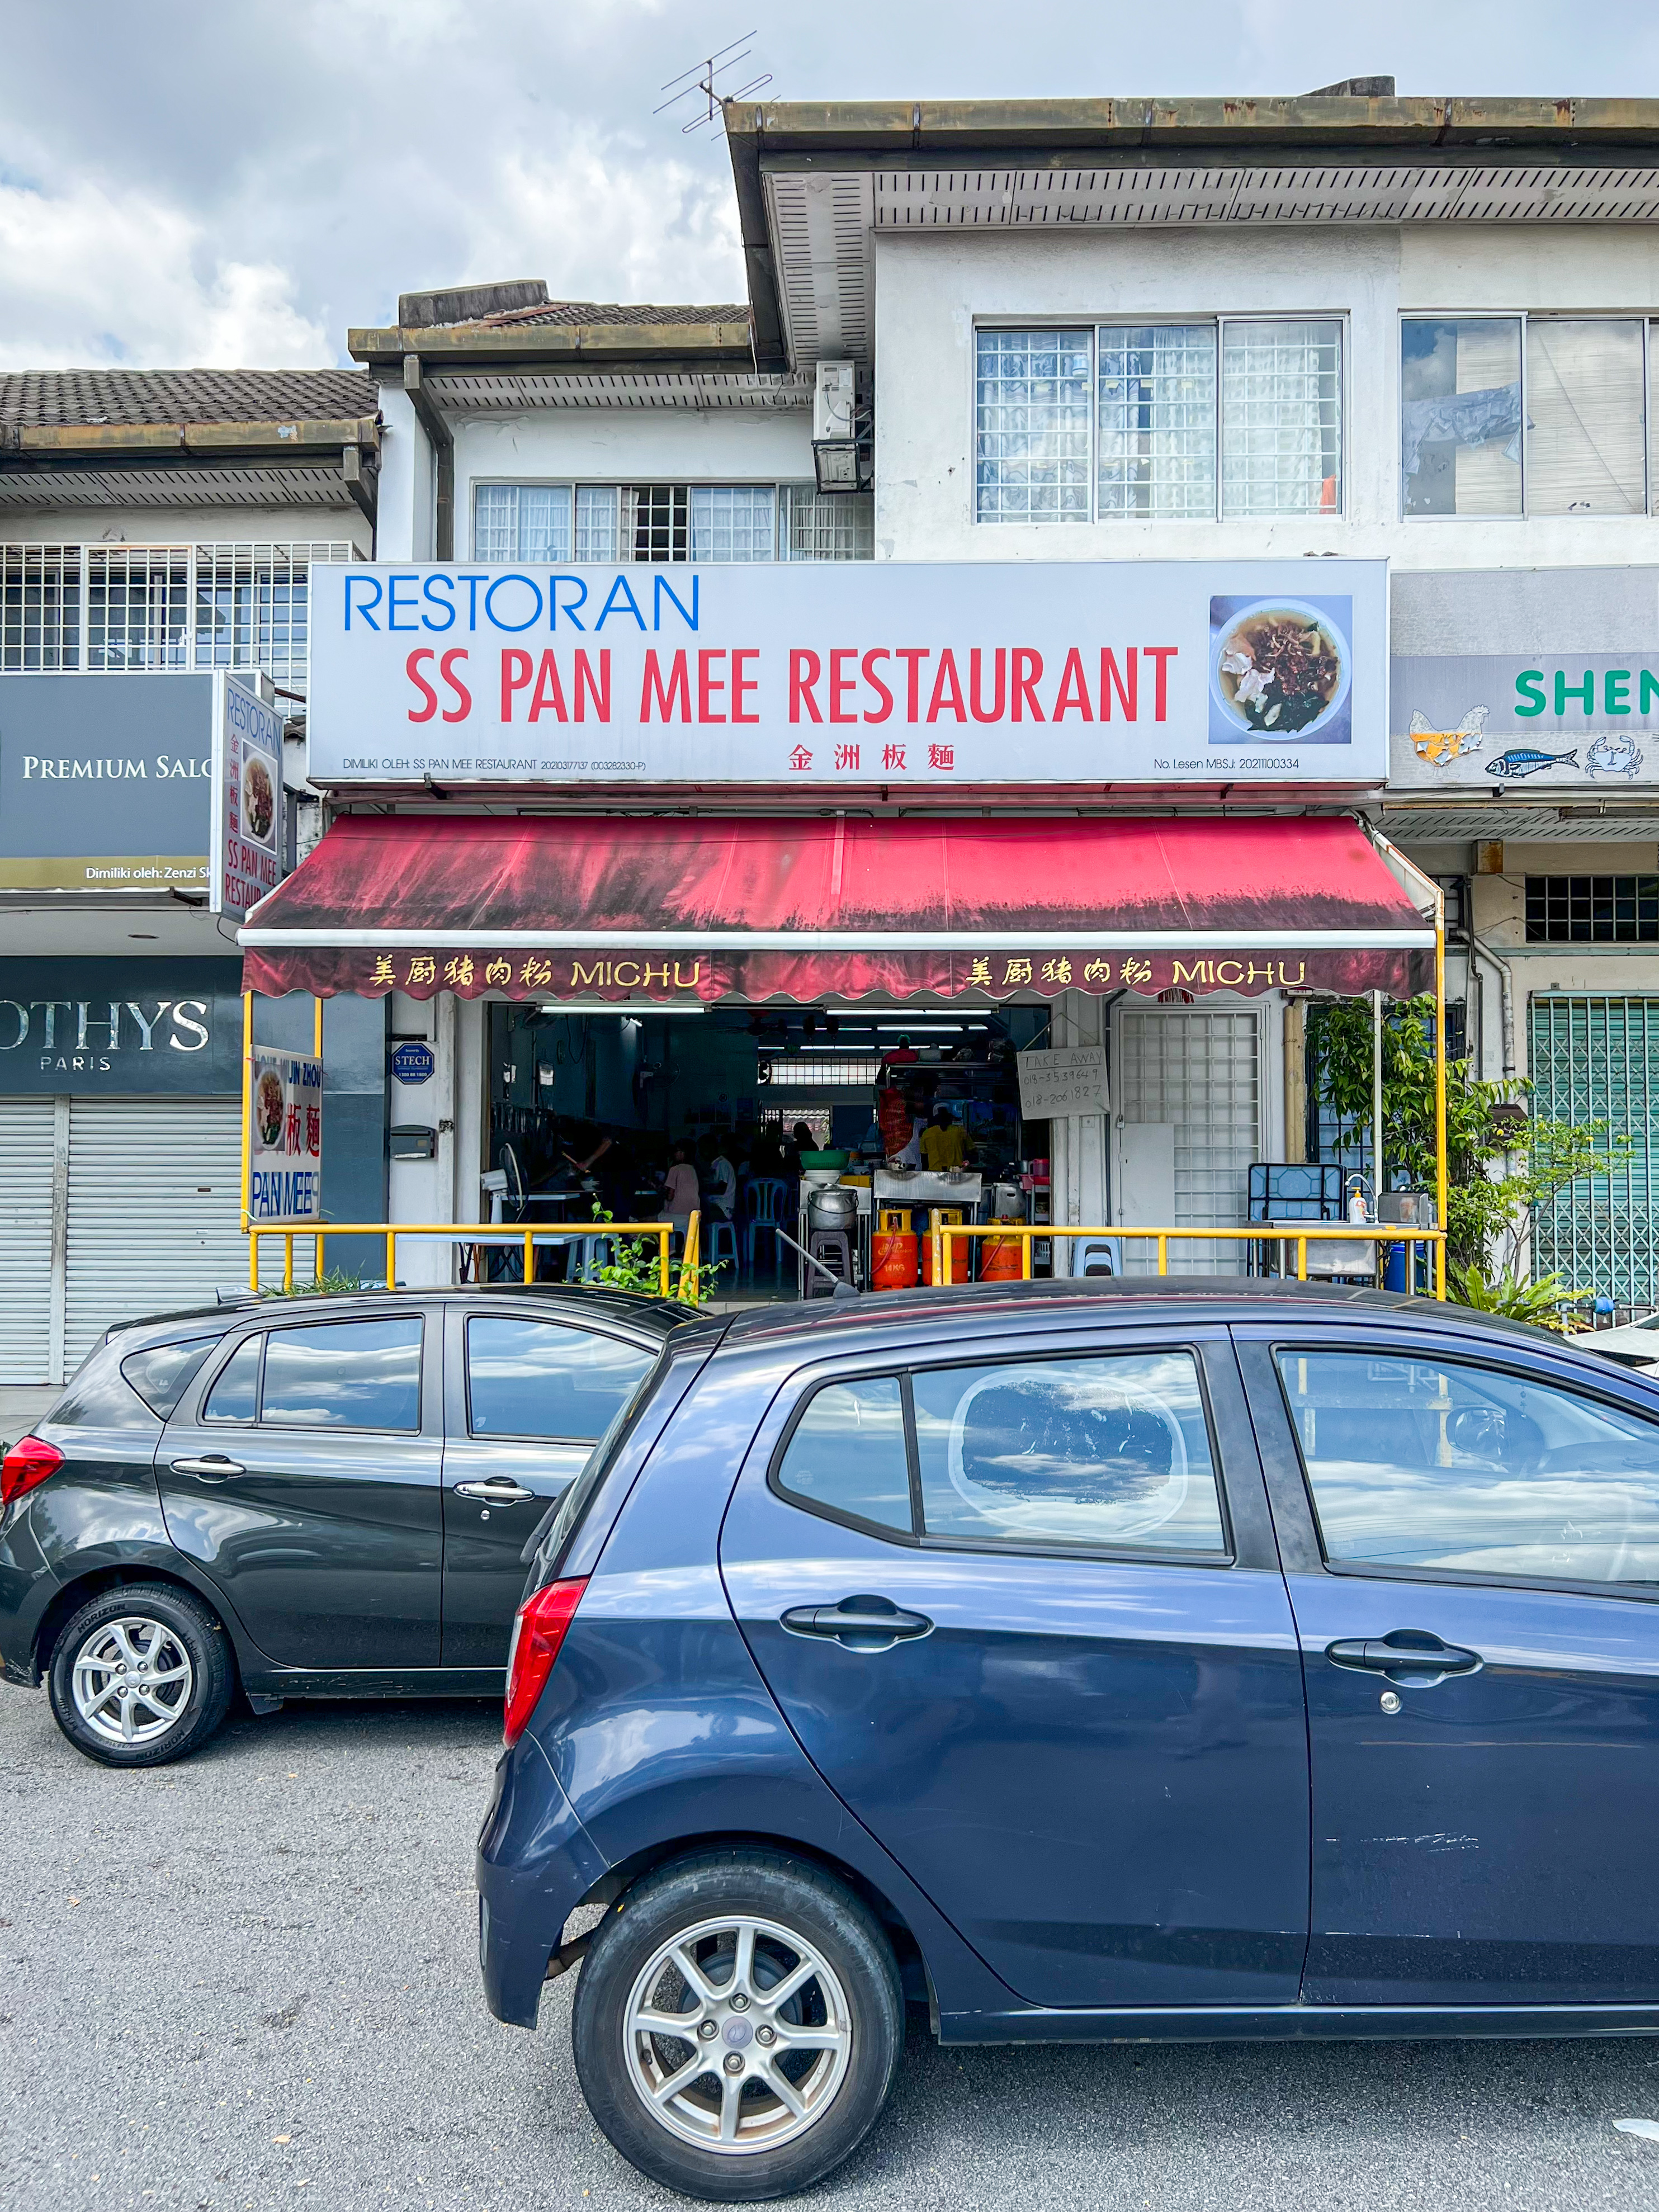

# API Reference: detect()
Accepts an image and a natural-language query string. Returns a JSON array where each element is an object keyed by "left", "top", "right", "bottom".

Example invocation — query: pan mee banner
[{"left": 307, "top": 559, "right": 1387, "bottom": 787}]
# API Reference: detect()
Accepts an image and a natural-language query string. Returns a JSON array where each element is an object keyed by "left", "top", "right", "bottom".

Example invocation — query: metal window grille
[
  {"left": 627, "top": 485, "right": 689, "bottom": 562},
  {"left": 1096, "top": 325, "right": 1218, "bottom": 519},
  {"left": 691, "top": 485, "right": 777, "bottom": 562},
  {"left": 1526, "top": 875, "right": 1659, "bottom": 943},
  {"left": 1117, "top": 1009, "right": 1261, "bottom": 1273},
  {"left": 575, "top": 486, "right": 620, "bottom": 562},
  {"left": 1530, "top": 995, "right": 1659, "bottom": 1306},
  {"left": 1, "top": 543, "right": 81, "bottom": 670},
  {"left": 782, "top": 485, "right": 874, "bottom": 560},
  {"left": 472, "top": 484, "right": 572, "bottom": 563},
  {"left": 1221, "top": 320, "right": 1343, "bottom": 518},
  {"left": 1, "top": 541, "right": 352, "bottom": 688},
  {"left": 975, "top": 329, "right": 1094, "bottom": 524}
]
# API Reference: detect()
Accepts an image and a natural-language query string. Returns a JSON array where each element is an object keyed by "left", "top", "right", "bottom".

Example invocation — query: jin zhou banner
[
  {"left": 248, "top": 1049, "right": 323, "bottom": 1223},
  {"left": 307, "top": 559, "right": 1388, "bottom": 787}
]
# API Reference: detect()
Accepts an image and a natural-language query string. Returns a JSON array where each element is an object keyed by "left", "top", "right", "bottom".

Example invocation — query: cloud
[{"left": 0, "top": 177, "right": 329, "bottom": 371}]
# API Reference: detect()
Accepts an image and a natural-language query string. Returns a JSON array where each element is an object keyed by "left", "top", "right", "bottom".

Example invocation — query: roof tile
[{"left": 0, "top": 367, "right": 376, "bottom": 429}]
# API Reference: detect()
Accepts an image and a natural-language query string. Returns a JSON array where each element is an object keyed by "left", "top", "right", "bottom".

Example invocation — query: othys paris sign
[{"left": 306, "top": 560, "right": 1388, "bottom": 787}]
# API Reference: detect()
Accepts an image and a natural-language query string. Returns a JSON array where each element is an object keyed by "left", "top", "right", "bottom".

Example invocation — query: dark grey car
[{"left": 0, "top": 1287, "right": 695, "bottom": 1766}]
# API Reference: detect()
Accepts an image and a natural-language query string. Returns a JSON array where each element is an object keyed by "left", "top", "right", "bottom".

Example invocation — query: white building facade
[{"left": 256, "top": 91, "right": 1659, "bottom": 1303}]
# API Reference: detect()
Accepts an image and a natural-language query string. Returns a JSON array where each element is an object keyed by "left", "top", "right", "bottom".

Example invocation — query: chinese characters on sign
[
  {"left": 212, "top": 675, "right": 284, "bottom": 917},
  {"left": 248, "top": 1050, "right": 323, "bottom": 1223}
]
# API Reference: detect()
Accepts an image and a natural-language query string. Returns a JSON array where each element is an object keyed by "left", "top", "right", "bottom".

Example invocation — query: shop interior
[{"left": 485, "top": 998, "right": 1057, "bottom": 1298}]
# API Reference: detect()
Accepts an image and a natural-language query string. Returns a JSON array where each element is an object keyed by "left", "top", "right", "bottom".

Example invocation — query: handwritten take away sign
[{"left": 1017, "top": 1045, "right": 1109, "bottom": 1120}]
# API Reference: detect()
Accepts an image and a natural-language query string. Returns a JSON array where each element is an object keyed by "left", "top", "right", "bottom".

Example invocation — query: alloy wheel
[
  {"left": 621, "top": 1912, "right": 852, "bottom": 2156},
  {"left": 70, "top": 1615, "right": 195, "bottom": 1747}
]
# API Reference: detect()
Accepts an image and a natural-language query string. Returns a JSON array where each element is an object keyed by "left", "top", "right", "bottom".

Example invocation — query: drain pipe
[{"left": 1469, "top": 932, "right": 1516, "bottom": 1080}]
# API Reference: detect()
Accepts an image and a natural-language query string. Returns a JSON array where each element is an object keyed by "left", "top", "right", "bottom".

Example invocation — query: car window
[
  {"left": 121, "top": 1337, "right": 219, "bottom": 1417},
  {"left": 204, "top": 1336, "right": 262, "bottom": 1422},
  {"left": 261, "top": 1317, "right": 423, "bottom": 1431},
  {"left": 1277, "top": 1349, "right": 1659, "bottom": 1584},
  {"left": 466, "top": 1317, "right": 655, "bottom": 1442},
  {"left": 774, "top": 1376, "right": 913, "bottom": 1534},
  {"left": 912, "top": 1351, "right": 1226, "bottom": 1553}
]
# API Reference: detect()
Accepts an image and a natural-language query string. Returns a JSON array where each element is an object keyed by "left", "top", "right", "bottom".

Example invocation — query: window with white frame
[
  {"left": 976, "top": 320, "right": 1343, "bottom": 524},
  {"left": 0, "top": 541, "right": 351, "bottom": 683},
  {"left": 471, "top": 482, "right": 872, "bottom": 563},
  {"left": 1401, "top": 315, "right": 1652, "bottom": 517}
]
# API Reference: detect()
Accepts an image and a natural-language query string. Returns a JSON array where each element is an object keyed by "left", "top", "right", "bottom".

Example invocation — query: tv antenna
[{"left": 655, "top": 32, "right": 771, "bottom": 135}]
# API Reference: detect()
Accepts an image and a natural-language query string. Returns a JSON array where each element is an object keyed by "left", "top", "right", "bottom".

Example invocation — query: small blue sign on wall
[{"left": 390, "top": 1040, "right": 436, "bottom": 1086}]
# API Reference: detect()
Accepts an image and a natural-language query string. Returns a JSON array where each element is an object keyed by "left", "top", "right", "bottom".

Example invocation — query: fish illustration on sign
[
  {"left": 1586, "top": 732, "right": 1646, "bottom": 779},
  {"left": 1409, "top": 706, "right": 1488, "bottom": 765},
  {"left": 1487, "top": 748, "right": 1581, "bottom": 779}
]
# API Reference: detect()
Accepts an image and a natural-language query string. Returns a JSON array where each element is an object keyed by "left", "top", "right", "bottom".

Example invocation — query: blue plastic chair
[
  {"left": 706, "top": 1218, "right": 739, "bottom": 1278},
  {"left": 743, "top": 1179, "right": 791, "bottom": 1283}
]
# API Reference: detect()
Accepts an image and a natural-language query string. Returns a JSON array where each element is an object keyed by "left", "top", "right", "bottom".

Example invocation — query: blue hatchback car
[{"left": 478, "top": 1278, "right": 1659, "bottom": 2201}]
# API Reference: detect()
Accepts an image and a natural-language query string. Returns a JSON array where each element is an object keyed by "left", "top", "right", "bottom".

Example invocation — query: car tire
[
  {"left": 48, "top": 1582, "right": 235, "bottom": 1769},
  {"left": 571, "top": 1849, "right": 904, "bottom": 2202}
]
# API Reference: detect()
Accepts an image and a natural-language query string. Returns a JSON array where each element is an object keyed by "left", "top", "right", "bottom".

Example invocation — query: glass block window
[
  {"left": 689, "top": 485, "right": 776, "bottom": 562},
  {"left": 1526, "top": 318, "right": 1647, "bottom": 516},
  {"left": 975, "top": 329, "right": 1094, "bottom": 523},
  {"left": 1097, "top": 325, "right": 1217, "bottom": 519},
  {"left": 1526, "top": 876, "right": 1659, "bottom": 944},
  {"left": 782, "top": 486, "right": 874, "bottom": 560},
  {"left": 1221, "top": 320, "right": 1343, "bottom": 518}
]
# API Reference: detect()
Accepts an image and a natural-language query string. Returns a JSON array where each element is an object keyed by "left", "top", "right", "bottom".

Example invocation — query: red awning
[{"left": 240, "top": 814, "right": 1435, "bottom": 1004}]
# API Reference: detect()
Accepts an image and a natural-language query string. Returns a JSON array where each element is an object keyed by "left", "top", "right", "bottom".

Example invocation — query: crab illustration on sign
[
  {"left": 1586, "top": 732, "right": 1646, "bottom": 780},
  {"left": 1409, "top": 705, "right": 1489, "bottom": 767}
]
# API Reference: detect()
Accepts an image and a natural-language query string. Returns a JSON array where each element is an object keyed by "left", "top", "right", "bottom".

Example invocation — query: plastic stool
[
  {"left": 1076, "top": 1237, "right": 1122, "bottom": 1278},
  {"left": 806, "top": 1229, "right": 854, "bottom": 1296},
  {"left": 571, "top": 1234, "right": 615, "bottom": 1283}
]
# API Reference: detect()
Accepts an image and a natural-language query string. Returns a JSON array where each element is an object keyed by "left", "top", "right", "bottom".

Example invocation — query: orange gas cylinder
[
  {"left": 919, "top": 1235, "right": 971, "bottom": 1285},
  {"left": 979, "top": 1233, "right": 1025, "bottom": 1282},
  {"left": 871, "top": 1232, "right": 919, "bottom": 1289}
]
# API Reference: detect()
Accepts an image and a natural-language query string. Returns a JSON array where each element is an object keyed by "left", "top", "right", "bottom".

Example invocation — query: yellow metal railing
[
  {"left": 245, "top": 1212, "right": 702, "bottom": 1303},
  {"left": 935, "top": 1220, "right": 1448, "bottom": 1297}
]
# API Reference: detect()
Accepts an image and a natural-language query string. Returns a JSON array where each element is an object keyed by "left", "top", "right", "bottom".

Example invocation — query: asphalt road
[{"left": 6, "top": 1688, "right": 1659, "bottom": 2212}]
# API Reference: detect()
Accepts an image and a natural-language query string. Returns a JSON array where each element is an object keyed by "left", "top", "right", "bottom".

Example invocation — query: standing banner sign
[
  {"left": 248, "top": 1050, "right": 323, "bottom": 1223},
  {"left": 1017, "top": 1046, "right": 1110, "bottom": 1119},
  {"left": 212, "top": 675, "right": 284, "bottom": 916}
]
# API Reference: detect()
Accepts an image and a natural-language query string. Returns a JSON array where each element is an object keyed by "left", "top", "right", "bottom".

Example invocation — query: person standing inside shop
[
  {"left": 920, "top": 1105, "right": 971, "bottom": 1172},
  {"left": 663, "top": 1141, "right": 701, "bottom": 1248}
]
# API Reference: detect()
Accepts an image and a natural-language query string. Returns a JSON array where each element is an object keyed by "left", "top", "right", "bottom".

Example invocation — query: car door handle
[
  {"left": 453, "top": 1478, "right": 536, "bottom": 1505},
  {"left": 1326, "top": 1633, "right": 1483, "bottom": 1682},
  {"left": 780, "top": 1597, "right": 934, "bottom": 1648},
  {"left": 170, "top": 1455, "right": 245, "bottom": 1481}
]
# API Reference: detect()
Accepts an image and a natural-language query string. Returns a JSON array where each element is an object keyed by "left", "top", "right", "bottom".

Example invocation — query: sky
[{"left": 3, "top": 0, "right": 1659, "bottom": 373}]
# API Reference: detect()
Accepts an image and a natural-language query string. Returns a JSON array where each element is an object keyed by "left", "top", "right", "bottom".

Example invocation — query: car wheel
[
  {"left": 571, "top": 1849, "right": 904, "bottom": 2202},
  {"left": 48, "top": 1582, "right": 234, "bottom": 1769}
]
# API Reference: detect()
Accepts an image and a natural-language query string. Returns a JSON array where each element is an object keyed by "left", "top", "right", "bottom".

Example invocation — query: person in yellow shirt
[{"left": 920, "top": 1107, "right": 971, "bottom": 1172}]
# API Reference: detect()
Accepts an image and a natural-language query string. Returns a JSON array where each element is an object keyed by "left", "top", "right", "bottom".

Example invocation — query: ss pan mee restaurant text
[{"left": 238, "top": 557, "right": 1441, "bottom": 1298}]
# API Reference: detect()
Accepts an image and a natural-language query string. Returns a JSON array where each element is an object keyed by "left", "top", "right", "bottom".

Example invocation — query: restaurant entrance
[{"left": 483, "top": 995, "right": 1056, "bottom": 1299}]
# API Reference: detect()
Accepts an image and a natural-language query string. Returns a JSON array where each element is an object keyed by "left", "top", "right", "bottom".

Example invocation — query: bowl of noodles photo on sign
[{"left": 1209, "top": 595, "right": 1352, "bottom": 746}]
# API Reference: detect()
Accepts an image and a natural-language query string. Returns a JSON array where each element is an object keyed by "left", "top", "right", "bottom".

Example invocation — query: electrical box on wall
[{"left": 389, "top": 1124, "right": 436, "bottom": 1161}]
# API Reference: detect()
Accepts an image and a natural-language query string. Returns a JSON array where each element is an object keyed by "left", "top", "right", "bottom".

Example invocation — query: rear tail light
[
  {"left": 503, "top": 1577, "right": 588, "bottom": 1748},
  {"left": 1, "top": 1435, "right": 63, "bottom": 1510}
]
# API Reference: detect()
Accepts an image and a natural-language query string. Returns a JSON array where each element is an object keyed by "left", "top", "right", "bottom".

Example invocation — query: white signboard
[
  {"left": 1017, "top": 1045, "right": 1110, "bottom": 1119},
  {"left": 308, "top": 560, "right": 1388, "bottom": 787},
  {"left": 248, "top": 1050, "right": 323, "bottom": 1223},
  {"left": 211, "top": 675, "right": 283, "bottom": 916}
]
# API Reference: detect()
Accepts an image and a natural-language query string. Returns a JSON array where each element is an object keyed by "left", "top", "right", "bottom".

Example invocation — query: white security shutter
[
  {"left": 1116, "top": 1009, "right": 1261, "bottom": 1274},
  {"left": 0, "top": 1099, "right": 56, "bottom": 1384},
  {"left": 64, "top": 1099, "right": 247, "bottom": 1372}
]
